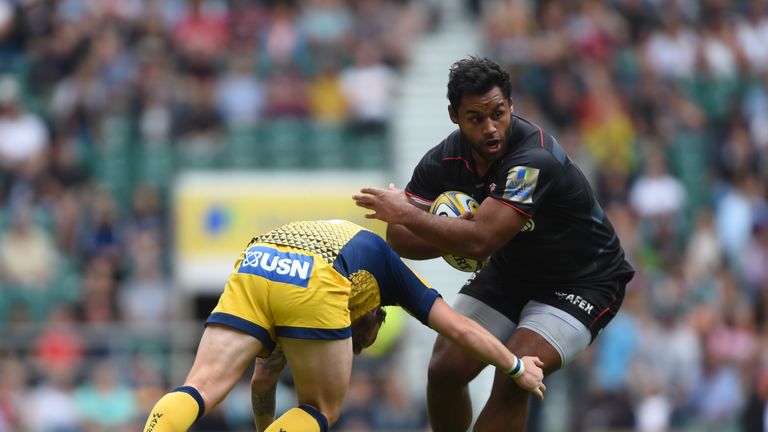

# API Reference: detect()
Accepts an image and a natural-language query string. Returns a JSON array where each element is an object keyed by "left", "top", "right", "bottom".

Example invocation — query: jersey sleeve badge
[{"left": 502, "top": 166, "right": 540, "bottom": 204}]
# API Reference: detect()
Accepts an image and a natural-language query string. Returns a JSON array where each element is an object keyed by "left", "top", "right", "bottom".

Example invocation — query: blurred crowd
[
  {"left": 481, "top": 0, "right": 768, "bottom": 431},
  {"left": 0, "top": 0, "right": 767, "bottom": 431},
  {"left": 0, "top": 0, "right": 430, "bottom": 430}
]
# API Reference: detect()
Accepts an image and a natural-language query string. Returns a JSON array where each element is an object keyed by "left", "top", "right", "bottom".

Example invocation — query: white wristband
[{"left": 506, "top": 357, "right": 525, "bottom": 379}]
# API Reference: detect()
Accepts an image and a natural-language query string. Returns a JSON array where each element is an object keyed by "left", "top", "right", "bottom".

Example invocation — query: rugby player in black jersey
[{"left": 354, "top": 57, "right": 635, "bottom": 432}]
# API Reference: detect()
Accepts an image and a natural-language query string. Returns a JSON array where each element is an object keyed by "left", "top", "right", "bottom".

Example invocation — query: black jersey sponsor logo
[
  {"left": 462, "top": 271, "right": 478, "bottom": 287},
  {"left": 555, "top": 291, "right": 594, "bottom": 315},
  {"left": 503, "top": 166, "right": 539, "bottom": 204},
  {"left": 521, "top": 219, "right": 535, "bottom": 232}
]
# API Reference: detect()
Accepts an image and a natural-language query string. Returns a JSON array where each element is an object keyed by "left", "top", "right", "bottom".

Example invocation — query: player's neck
[{"left": 471, "top": 154, "right": 494, "bottom": 178}]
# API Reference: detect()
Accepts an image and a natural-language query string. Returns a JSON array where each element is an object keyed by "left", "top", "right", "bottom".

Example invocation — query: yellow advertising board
[{"left": 174, "top": 172, "right": 388, "bottom": 292}]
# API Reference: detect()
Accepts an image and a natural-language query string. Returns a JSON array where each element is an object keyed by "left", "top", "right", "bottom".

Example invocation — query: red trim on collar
[{"left": 537, "top": 125, "right": 544, "bottom": 148}]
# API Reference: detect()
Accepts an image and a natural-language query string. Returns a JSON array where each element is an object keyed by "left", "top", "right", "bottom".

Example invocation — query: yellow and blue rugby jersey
[{"left": 254, "top": 220, "right": 441, "bottom": 324}]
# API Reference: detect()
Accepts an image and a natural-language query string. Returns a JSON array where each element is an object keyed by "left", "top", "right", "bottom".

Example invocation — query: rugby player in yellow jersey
[{"left": 142, "top": 220, "right": 545, "bottom": 432}]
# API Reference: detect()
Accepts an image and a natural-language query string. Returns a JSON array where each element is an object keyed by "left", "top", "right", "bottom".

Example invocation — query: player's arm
[
  {"left": 355, "top": 185, "right": 527, "bottom": 259},
  {"left": 385, "top": 199, "right": 445, "bottom": 259},
  {"left": 251, "top": 347, "right": 287, "bottom": 432},
  {"left": 427, "top": 297, "right": 545, "bottom": 399}
]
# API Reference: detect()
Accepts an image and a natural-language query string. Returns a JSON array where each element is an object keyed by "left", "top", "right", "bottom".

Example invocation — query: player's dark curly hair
[
  {"left": 447, "top": 57, "right": 512, "bottom": 111},
  {"left": 351, "top": 307, "right": 387, "bottom": 354}
]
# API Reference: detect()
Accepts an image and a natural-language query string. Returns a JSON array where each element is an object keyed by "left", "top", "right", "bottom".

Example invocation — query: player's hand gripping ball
[{"left": 429, "top": 191, "right": 488, "bottom": 272}]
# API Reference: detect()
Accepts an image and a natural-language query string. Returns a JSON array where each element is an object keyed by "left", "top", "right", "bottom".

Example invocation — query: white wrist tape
[{"left": 506, "top": 357, "right": 525, "bottom": 379}]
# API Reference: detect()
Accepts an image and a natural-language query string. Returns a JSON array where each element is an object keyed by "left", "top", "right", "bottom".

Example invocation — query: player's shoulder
[
  {"left": 510, "top": 115, "right": 549, "bottom": 146},
  {"left": 421, "top": 129, "right": 464, "bottom": 159},
  {"left": 508, "top": 116, "right": 567, "bottom": 166}
]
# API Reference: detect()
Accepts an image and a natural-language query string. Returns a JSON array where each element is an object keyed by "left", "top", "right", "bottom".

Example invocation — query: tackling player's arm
[
  {"left": 427, "top": 297, "right": 545, "bottom": 399},
  {"left": 355, "top": 185, "right": 527, "bottom": 260},
  {"left": 251, "top": 347, "right": 287, "bottom": 432}
]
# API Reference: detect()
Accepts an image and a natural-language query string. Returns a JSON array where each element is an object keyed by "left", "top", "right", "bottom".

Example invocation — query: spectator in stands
[
  {"left": 75, "top": 255, "right": 120, "bottom": 327},
  {"left": 717, "top": 119, "right": 761, "bottom": 182},
  {"left": 350, "top": 0, "right": 428, "bottom": 69},
  {"left": 173, "top": 74, "right": 226, "bottom": 162},
  {"left": 134, "top": 57, "right": 174, "bottom": 146},
  {"left": 22, "top": 353, "right": 81, "bottom": 432},
  {"left": 0, "top": 0, "right": 23, "bottom": 70},
  {"left": 715, "top": 174, "right": 760, "bottom": 274},
  {"left": 734, "top": 1, "right": 768, "bottom": 74},
  {"left": 308, "top": 56, "right": 348, "bottom": 124},
  {"left": 684, "top": 209, "right": 722, "bottom": 285},
  {"left": 0, "top": 75, "right": 48, "bottom": 192},
  {"left": 172, "top": 0, "right": 228, "bottom": 78},
  {"left": 0, "top": 204, "right": 59, "bottom": 290},
  {"left": 131, "top": 356, "right": 167, "bottom": 423},
  {"left": 334, "top": 371, "right": 378, "bottom": 431},
  {"left": 688, "top": 346, "right": 746, "bottom": 430},
  {"left": 0, "top": 356, "right": 27, "bottom": 431},
  {"left": 299, "top": 0, "right": 354, "bottom": 59},
  {"left": 262, "top": 61, "right": 310, "bottom": 119},
  {"left": 74, "top": 360, "right": 139, "bottom": 430},
  {"left": 258, "top": 0, "right": 309, "bottom": 71},
  {"left": 742, "top": 72, "right": 768, "bottom": 151},
  {"left": 578, "top": 63, "right": 637, "bottom": 176},
  {"left": 31, "top": 305, "right": 84, "bottom": 378},
  {"left": 119, "top": 231, "right": 172, "bottom": 328},
  {"left": 371, "top": 369, "right": 428, "bottom": 430},
  {"left": 340, "top": 40, "right": 398, "bottom": 135},
  {"left": 744, "top": 216, "right": 768, "bottom": 294},
  {"left": 48, "top": 57, "right": 108, "bottom": 139},
  {"left": 216, "top": 53, "right": 266, "bottom": 127},
  {"left": 703, "top": 15, "right": 743, "bottom": 80},
  {"left": 628, "top": 144, "right": 687, "bottom": 252}
]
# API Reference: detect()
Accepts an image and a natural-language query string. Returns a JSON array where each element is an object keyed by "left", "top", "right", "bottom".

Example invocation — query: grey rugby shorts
[{"left": 453, "top": 294, "right": 591, "bottom": 368}]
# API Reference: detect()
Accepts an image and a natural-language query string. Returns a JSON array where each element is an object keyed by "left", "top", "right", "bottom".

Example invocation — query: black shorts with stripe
[{"left": 459, "top": 259, "right": 634, "bottom": 341}]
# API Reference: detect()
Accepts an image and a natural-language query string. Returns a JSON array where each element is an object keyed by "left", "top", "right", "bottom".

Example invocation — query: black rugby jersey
[{"left": 405, "top": 115, "right": 634, "bottom": 284}]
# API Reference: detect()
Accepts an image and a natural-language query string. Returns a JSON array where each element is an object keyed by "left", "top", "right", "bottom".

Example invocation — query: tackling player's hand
[{"left": 512, "top": 356, "right": 546, "bottom": 400}]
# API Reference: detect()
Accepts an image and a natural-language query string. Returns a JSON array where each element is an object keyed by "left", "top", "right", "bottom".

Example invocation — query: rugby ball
[{"left": 429, "top": 191, "right": 488, "bottom": 272}]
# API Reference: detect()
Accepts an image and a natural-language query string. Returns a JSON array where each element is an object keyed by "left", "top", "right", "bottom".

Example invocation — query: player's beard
[{"left": 470, "top": 136, "right": 505, "bottom": 163}]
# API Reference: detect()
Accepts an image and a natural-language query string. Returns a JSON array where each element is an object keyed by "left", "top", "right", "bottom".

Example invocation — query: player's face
[{"left": 449, "top": 86, "right": 513, "bottom": 163}]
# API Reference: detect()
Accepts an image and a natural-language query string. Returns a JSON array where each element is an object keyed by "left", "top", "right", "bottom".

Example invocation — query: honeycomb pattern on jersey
[
  {"left": 253, "top": 220, "right": 364, "bottom": 266},
  {"left": 348, "top": 269, "right": 381, "bottom": 321}
]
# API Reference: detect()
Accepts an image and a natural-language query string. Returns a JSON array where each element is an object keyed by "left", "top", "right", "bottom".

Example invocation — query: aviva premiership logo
[
  {"left": 503, "top": 166, "right": 539, "bottom": 204},
  {"left": 238, "top": 246, "right": 314, "bottom": 288}
]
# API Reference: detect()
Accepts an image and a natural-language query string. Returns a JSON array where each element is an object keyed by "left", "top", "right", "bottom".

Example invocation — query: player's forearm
[
  {"left": 252, "top": 384, "right": 277, "bottom": 432},
  {"left": 386, "top": 223, "right": 444, "bottom": 259},
  {"left": 400, "top": 207, "right": 491, "bottom": 259},
  {"left": 446, "top": 315, "right": 517, "bottom": 372}
]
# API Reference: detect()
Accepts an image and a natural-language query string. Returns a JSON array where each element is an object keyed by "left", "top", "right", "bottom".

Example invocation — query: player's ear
[
  {"left": 508, "top": 98, "right": 514, "bottom": 113},
  {"left": 448, "top": 105, "right": 459, "bottom": 124}
]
